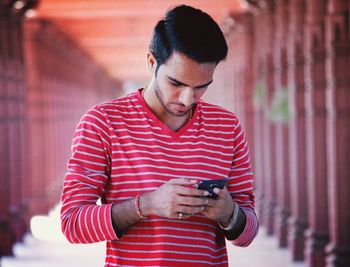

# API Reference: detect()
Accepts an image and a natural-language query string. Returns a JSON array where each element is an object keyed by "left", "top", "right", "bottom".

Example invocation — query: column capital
[
  {"left": 327, "top": 0, "right": 349, "bottom": 14},
  {"left": 0, "top": 0, "right": 39, "bottom": 17},
  {"left": 306, "top": 0, "right": 327, "bottom": 24}
]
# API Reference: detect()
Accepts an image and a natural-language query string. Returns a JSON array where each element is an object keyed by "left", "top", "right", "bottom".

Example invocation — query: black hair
[{"left": 149, "top": 5, "right": 228, "bottom": 75}]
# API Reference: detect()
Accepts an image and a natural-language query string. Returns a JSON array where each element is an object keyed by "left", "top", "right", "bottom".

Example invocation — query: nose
[{"left": 178, "top": 87, "right": 194, "bottom": 107}]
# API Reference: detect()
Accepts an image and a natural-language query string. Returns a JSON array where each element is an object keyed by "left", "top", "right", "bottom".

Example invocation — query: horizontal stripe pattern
[{"left": 61, "top": 89, "right": 259, "bottom": 266}]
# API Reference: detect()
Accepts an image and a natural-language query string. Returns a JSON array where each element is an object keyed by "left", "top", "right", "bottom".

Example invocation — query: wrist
[
  {"left": 139, "top": 192, "right": 153, "bottom": 217},
  {"left": 135, "top": 194, "right": 147, "bottom": 219},
  {"left": 220, "top": 212, "right": 234, "bottom": 227},
  {"left": 219, "top": 201, "right": 235, "bottom": 225},
  {"left": 218, "top": 202, "right": 240, "bottom": 231},
  {"left": 219, "top": 217, "right": 233, "bottom": 228}
]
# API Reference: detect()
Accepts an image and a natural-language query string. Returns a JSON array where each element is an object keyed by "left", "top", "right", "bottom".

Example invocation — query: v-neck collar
[{"left": 135, "top": 88, "right": 199, "bottom": 138}]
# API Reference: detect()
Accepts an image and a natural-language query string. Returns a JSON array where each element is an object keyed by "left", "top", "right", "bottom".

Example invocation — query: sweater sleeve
[
  {"left": 227, "top": 120, "right": 259, "bottom": 247},
  {"left": 60, "top": 107, "right": 118, "bottom": 243}
]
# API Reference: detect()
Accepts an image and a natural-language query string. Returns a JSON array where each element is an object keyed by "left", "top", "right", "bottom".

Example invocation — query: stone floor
[
  {"left": 226, "top": 229, "right": 306, "bottom": 267},
  {"left": 1, "top": 205, "right": 306, "bottom": 267}
]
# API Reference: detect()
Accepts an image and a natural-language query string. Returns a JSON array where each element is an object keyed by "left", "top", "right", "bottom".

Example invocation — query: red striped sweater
[{"left": 61, "top": 89, "right": 259, "bottom": 266}]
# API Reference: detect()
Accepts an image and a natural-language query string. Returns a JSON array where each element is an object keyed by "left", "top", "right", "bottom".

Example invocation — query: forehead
[{"left": 160, "top": 52, "right": 216, "bottom": 86}]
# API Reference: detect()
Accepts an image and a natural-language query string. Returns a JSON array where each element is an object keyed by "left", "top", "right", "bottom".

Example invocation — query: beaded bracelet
[
  {"left": 218, "top": 202, "right": 239, "bottom": 231},
  {"left": 134, "top": 194, "right": 147, "bottom": 219}
]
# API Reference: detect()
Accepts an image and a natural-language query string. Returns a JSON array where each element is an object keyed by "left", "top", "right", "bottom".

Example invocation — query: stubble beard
[{"left": 154, "top": 87, "right": 192, "bottom": 118}]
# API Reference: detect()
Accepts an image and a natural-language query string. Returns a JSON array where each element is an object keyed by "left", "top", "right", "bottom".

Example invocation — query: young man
[{"left": 61, "top": 5, "right": 259, "bottom": 266}]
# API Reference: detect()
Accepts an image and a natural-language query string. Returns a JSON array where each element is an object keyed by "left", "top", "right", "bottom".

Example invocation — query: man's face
[{"left": 152, "top": 52, "right": 217, "bottom": 117}]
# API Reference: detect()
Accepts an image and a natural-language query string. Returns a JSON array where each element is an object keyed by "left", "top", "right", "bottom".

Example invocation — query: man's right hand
[{"left": 140, "top": 178, "right": 210, "bottom": 219}]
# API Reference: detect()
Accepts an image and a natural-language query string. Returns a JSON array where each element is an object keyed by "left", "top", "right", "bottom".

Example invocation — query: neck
[{"left": 142, "top": 86, "right": 192, "bottom": 132}]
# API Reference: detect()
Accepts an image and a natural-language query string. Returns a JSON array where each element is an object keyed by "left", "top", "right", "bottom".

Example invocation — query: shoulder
[
  {"left": 92, "top": 91, "right": 139, "bottom": 114},
  {"left": 78, "top": 91, "right": 139, "bottom": 128},
  {"left": 84, "top": 91, "right": 141, "bottom": 119},
  {"left": 198, "top": 100, "right": 239, "bottom": 126}
]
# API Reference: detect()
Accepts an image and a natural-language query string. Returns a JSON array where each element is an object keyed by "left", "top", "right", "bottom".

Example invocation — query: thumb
[{"left": 213, "top": 187, "right": 226, "bottom": 198}]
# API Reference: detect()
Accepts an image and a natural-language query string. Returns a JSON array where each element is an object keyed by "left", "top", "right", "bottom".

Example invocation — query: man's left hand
[{"left": 200, "top": 187, "right": 235, "bottom": 223}]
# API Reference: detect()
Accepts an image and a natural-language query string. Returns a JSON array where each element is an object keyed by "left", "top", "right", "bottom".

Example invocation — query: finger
[
  {"left": 200, "top": 209, "right": 211, "bottom": 218},
  {"left": 203, "top": 198, "right": 216, "bottom": 207},
  {"left": 175, "top": 212, "right": 193, "bottom": 220},
  {"left": 169, "top": 178, "right": 198, "bottom": 186},
  {"left": 179, "top": 205, "right": 205, "bottom": 215},
  {"left": 182, "top": 214, "right": 192, "bottom": 219},
  {"left": 176, "top": 185, "right": 209, "bottom": 197},
  {"left": 178, "top": 196, "right": 209, "bottom": 206}
]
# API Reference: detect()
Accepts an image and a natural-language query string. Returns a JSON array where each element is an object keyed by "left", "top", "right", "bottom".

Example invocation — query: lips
[
  {"left": 175, "top": 106, "right": 192, "bottom": 114},
  {"left": 173, "top": 103, "right": 192, "bottom": 113},
  {"left": 176, "top": 107, "right": 188, "bottom": 112}
]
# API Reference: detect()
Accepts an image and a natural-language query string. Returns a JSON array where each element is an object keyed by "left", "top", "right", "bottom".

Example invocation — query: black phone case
[{"left": 196, "top": 179, "right": 227, "bottom": 199}]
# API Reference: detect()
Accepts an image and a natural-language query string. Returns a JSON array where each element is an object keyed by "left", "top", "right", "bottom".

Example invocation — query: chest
[{"left": 106, "top": 125, "right": 234, "bottom": 200}]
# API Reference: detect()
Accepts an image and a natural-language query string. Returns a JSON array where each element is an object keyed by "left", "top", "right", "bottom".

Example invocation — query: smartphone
[{"left": 196, "top": 179, "right": 227, "bottom": 199}]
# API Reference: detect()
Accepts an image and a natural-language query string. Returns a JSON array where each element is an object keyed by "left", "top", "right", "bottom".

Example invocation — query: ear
[{"left": 147, "top": 52, "right": 157, "bottom": 73}]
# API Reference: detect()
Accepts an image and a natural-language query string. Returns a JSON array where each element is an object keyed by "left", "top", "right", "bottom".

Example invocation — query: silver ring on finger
[{"left": 178, "top": 212, "right": 184, "bottom": 220}]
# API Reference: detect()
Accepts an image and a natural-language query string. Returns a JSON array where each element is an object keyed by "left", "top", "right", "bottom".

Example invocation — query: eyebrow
[{"left": 167, "top": 75, "right": 213, "bottom": 89}]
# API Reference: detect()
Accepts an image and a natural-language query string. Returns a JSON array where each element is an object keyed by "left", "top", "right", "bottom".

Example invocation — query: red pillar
[
  {"left": 23, "top": 18, "right": 122, "bottom": 216},
  {"left": 1, "top": 0, "right": 117, "bottom": 257},
  {"left": 23, "top": 20, "right": 49, "bottom": 216},
  {"left": 0, "top": 6, "right": 15, "bottom": 256},
  {"left": 303, "top": 0, "right": 329, "bottom": 265},
  {"left": 229, "top": 12, "right": 255, "bottom": 164},
  {"left": 273, "top": 0, "right": 291, "bottom": 248},
  {"left": 252, "top": 11, "right": 266, "bottom": 225},
  {"left": 325, "top": 0, "right": 350, "bottom": 266},
  {"left": 248, "top": 10, "right": 266, "bottom": 226},
  {"left": 7, "top": 8, "right": 28, "bottom": 242},
  {"left": 204, "top": 12, "right": 255, "bottom": 139},
  {"left": 242, "top": 14, "right": 255, "bottom": 167},
  {"left": 0, "top": 1, "right": 34, "bottom": 256},
  {"left": 287, "top": 0, "right": 312, "bottom": 263},
  {"left": 261, "top": 2, "right": 278, "bottom": 236}
]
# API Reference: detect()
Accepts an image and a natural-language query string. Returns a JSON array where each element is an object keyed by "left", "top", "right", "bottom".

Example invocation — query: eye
[
  {"left": 196, "top": 86, "right": 209, "bottom": 90},
  {"left": 170, "top": 82, "right": 181, "bottom": 87}
]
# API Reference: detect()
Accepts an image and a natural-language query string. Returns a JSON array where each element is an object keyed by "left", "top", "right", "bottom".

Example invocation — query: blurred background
[{"left": 0, "top": 0, "right": 349, "bottom": 266}]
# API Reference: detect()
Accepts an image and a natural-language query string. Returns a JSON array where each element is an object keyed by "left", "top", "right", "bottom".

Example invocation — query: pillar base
[
  {"left": 257, "top": 194, "right": 265, "bottom": 226},
  {"left": 9, "top": 205, "right": 29, "bottom": 242},
  {"left": 275, "top": 207, "right": 290, "bottom": 248},
  {"left": 0, "top": 218, "right": 16, "bottom": 257},
  {"left": 288, "top": 217, "right": 308, "bottom": 261},
  {"left": 264, "top": 201, "right": 276, "bottom": 236},
  {"left": 325, "top": 243, "right": 350, "bottom": 267},
  {"left": 305, "top": 229, "right": 329, "bottom": 267}
]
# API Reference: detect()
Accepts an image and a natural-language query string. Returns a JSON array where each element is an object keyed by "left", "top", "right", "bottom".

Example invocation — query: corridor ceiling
[{"left": 36, "top": 0, "right": 248, "bottom": 84}]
